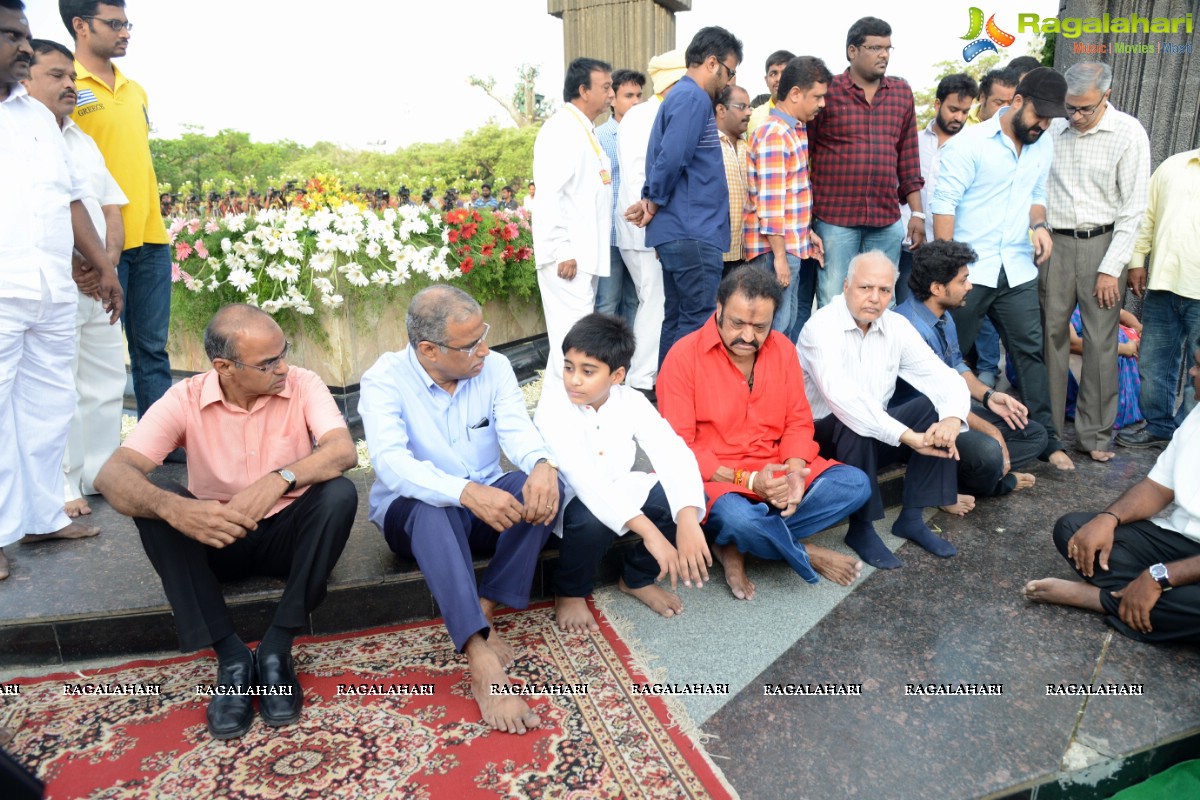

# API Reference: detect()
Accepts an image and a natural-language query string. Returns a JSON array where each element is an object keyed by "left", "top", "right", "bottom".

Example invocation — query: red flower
[
  {"left": 472, "top": 210, "right": 482, "bottom": 222},
  {"left": 502, "top": 223, "right": 519, "bottom": 241},
  {"left": 461, "top": 256, "right": 475, "bottom": 274},
  {"left": 515, "top": 246, "right": 532, "bottom": 261},
  {"left": 461, "top": 223, "right": 478, "bottom": 239},
  {"left": 447, "top": 229, "right": 459, "bottom": 243},
  {"left": 489, "top": 226, "right": 502, "bottom": 238},
  {"left": 446, "top": 209, "right": 466, "bottom": 224},
  {"left": 501, "top": 245, "right": 515, "bottom": 261},
  {"left": 458, "top": 245, "right": 470, "bottom": 255},
  {"left": 481, "top": 244, "right": 495, "bottom": 256}
]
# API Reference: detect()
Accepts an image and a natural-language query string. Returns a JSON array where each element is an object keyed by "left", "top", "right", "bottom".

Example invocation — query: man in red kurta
[{"left": 658, "top": 266, "right": 871, "bottom": 599}]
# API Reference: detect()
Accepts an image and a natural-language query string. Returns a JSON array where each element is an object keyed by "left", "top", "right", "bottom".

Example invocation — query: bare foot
[
  {"left": 0, "top": 548, "right": 9, "bottom": 581},
  {"left": 554, "top": 596, "right": 599, "bottom": 633},
  {"left": 480, "top": 597, "right": 516, "bottom": 667},
  {"left": 64, "top": 498, "right": 92, "bottom": 517},
  {"left": 467, "top": 636, "right": 541, "bottom": 735},
  {"left": 1013, "top": 472, "right": 1036, "bottom": 491},
  {"left": 22, "top": 521, "right": 100, "bottom": 542},
  {"left": 618, "top": 577, "right": 682, "bottom": 618},
  {"left": 1022, "top": 578, "right": 1103, "bottom": 612},
  {"left": 808, "top": 545, "right": 863, "bottom": 586},
  {"left": 1089, "top": 450, "right": 1115, "bottom": 463},
  {"left": 1048, "top": 450, "right": 1075, "bottom": 471},
  {"left": 938, "top": 494, "right": 976, "bottom": 517},
  {"left": 713, "top": 543, "right": 756, "bottom": 600}
]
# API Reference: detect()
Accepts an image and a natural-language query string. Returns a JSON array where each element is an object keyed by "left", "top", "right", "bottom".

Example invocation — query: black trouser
[
  {"left": 955, "top": 401, "right": 1049, "bottom": 497},
  {"left": 136, "top": 477, "right": 357, "bottom": 651},
  {"left": 814, "top": 394, "right": 958, "bottom": 524},
  {"left": 1053, "top": 512, "right": 1200, "bottom": 643},
  {"left": 553, "top": 483, "right": 676, "bottom": 596}
]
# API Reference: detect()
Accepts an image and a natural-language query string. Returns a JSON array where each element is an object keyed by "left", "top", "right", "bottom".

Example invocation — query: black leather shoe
[
  {"left": 206, "top": 658, "right": 256, "bottom": 740},
  {"left": 257, "top": 651, "right": 303, "bottom": 726},
  {"left": 1116, "top": 428, "right": 1170, "bottom": 448}
]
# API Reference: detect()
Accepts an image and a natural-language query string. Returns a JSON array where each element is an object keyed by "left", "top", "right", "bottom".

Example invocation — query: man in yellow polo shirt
[{"left": 61, "top": 1, "right": 172, "bottom": 420}]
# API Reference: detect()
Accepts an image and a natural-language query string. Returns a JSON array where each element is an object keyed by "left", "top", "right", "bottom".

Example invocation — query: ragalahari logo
[{"left": 961, "top": 7, "right": 1016, "bottom": 62}]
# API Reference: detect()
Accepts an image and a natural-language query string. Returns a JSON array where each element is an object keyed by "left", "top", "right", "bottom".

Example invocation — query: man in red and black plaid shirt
[{"left": 808, "top": 16, "right": 925, "bottom": 310}]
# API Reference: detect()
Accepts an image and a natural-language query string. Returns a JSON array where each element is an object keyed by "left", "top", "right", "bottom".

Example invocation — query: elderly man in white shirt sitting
[
  {"left": 24, "top": 38, "right": 128, "bottom": 523},
  {"left": 798, "top": 250, "right": 970, "bottom": 570}
]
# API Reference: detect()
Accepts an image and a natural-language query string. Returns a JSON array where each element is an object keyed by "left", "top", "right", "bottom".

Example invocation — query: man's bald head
[
  {"left": 204, "top": 304, "right": 279, "bottom": 362},
  {"left": 406, "top": 285, "right": 482, "bottom": 346}
]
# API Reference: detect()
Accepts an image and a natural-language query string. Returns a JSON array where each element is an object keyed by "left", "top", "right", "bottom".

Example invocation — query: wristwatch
[
  {"left": 1031, "top": 221, "right": 1050, "bottom": 233},
  {"left": 1149, "top": 563, "right": 1172, "bottom": 591},
  {"left": 275, "top": 468, "right": 297, "bottom": 493},
  {"left": 535, "top": 457, "right": 559, "bottom": 471}
]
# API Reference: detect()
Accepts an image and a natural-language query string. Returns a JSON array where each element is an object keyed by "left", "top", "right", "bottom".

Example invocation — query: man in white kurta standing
[
  {"left": 0, "top": 0, "right": 122, "bottom": 580},
  {"left": 532, "top": 57, "right": 614, "bottom": 379},
  {"left": 24, "top": 38, "right": 128, "bottom": 522}
]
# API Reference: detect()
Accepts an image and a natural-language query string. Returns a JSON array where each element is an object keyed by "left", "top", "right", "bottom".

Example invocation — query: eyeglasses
[
  {"left": 725, "top": 102, "right": 750, "bottom": 111},
  {"left": 1065, "top": 101, "right": 1103, "bottom": 118},
  {"left": 426, "top": 322, "right": 490, "bottom": 357},
  {"left": 82, "top": 16, "right": 133, "bottom": 32},
  {"left": 717, "top": 60, "right": 737, "bottom": 81},
  {"left": 860, "top": 44, "right": 894, "bottom": 54},
  {"left": 227, "top": 341, "right": 291, "bottom": 373}
]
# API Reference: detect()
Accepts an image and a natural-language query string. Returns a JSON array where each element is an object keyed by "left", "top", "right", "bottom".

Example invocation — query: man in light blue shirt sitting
[
  {"left": 930, "top": 67, "right": 1074, "bottom": 471},
  {"left": 359, "top": 285, "right": 562, "bottom": 736}
]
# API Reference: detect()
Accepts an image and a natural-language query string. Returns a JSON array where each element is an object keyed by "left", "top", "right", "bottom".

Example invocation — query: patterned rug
[{"left": 1, "top": 601, "right": 733, "bottom": 799}]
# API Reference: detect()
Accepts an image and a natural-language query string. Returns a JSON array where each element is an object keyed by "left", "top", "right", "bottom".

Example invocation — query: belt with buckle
[{"left": 1051, "top": 223, "right": 1115, "bottom": 239}]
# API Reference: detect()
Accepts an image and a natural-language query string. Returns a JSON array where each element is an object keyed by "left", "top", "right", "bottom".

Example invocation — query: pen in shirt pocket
[{"left": 466, "top": 417, "right": 490, "bottom": 439}]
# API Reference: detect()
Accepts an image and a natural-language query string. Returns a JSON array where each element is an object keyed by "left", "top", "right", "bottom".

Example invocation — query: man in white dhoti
[
  {"left": 0, "top": 0, "right": 122, "bottom": 580},
  {"left": 532, "top": 57, "right": 614, "bottom": 379},
  {"left": 25, "top": 38, "right": 128, "bottom": 521}
]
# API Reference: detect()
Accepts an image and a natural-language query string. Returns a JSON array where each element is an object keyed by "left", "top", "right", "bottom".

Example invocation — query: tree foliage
[{"left": 152, "top": 123, "right": 539, "bottom": 198}]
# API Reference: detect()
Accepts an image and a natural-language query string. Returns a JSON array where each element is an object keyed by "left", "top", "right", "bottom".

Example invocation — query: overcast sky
[{"left": 22, "top": 0, "right": 1058, "bottom": 149}]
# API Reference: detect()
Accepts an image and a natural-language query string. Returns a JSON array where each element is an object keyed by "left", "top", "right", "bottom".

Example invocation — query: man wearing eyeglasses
[
  {"left": 1041, "top": 62, "right": 1150, "bottom": 461},
  {"left": 714, "top": 83, "right": 751, "bottom": 274},
  {"left": 359, "top": 285, "right": 562, "bottom": 736},
  {"left": 807, "top": 16, "right": 925, "bottom": 310},
  {"left": 60, "top": 1, "right": 173, "bottom": 425},
  {"left": 94, "top": 305, "right": 359, "bottom": 739}
]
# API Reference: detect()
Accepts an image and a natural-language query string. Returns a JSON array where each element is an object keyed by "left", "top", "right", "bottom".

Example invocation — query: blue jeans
[
  {"left": 746, "top": 251, "right": 805, "bottom": 337},
  {"left": 118, "top": 243, "right": 173, "bottom": 417},
  {"left": 595, "top": 246, "right": 638, "bottom": 326},
  {"left": 812, "top": 218, "right": 905, "bottom": 308},
  {"left": 975, "top": 317, "right": 1001, "bottom": 376},
  {"left": 895, "top": 248, "right": 913, "bottom": 305},
  {"left": 705, "top": 465, "right": 871, "bottom": 583},
  {"left": 655, "top": 239, "right": 723, "bottom": 365},
  {"left": 1138, "top": 290, "right": 1200, "bottom": 438}
]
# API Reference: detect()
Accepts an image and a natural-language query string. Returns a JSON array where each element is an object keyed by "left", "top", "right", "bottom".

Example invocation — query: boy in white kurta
[{"left": 535, "top": 313, "right": 710, "bottom": 632}]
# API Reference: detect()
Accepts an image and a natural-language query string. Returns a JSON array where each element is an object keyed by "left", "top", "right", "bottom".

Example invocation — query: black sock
[
  {"left": 258, "top": 625, "right": 297, "bottom": 657},
  {"left": 212, "top": 633, "right": 252, "bottom": 667}
]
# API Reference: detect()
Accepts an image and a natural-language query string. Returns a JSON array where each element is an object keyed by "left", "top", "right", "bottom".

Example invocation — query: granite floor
[{"left": 1, "top": 428, "right": 1198, "bottom": 798}]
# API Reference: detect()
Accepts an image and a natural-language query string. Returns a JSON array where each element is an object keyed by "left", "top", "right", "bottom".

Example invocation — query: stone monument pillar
[
  {"left": 1054, "top": 0, "right": 1199, "bottom": 167},
  {"left": 548, "top": 0, "right": 692, "bottom": 77}
]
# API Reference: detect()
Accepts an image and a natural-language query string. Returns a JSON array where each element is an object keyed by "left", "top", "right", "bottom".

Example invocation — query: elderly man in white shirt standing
[
  {"left": 0, "top": 0, "right": 122, "bottom": 581},
  {"left": 25, "top": 38, "right": 128, "bottom": 522},
  {"left": 615, "top": 50, "right": 685, "bottom": 399},
  {"left": 1043, "top": 62, "right": 1150, "bottom": 462},
  {"left": 532, "top": 57, "right": 614, "bottom": 379},
  {"left": 799, "top": 250, "right": 970, "bottom": 570}
]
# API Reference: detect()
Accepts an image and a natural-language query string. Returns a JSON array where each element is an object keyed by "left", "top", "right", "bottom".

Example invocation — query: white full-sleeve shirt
[
  {"left": 798, "top": 295, "right": 971, "bottom": 447},
  {"left": 534, "top": 381, "right": 705, "bottom": 536},
  {"left": 62, "top": 118, "right": 127, "bottom": 242},
  {"left": 0, "top": 84, "right": 87, "bottom": 303}
]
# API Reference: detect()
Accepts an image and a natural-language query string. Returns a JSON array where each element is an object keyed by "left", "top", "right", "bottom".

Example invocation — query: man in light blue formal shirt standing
[
  {"left": 931, "top": 67, "right": 1074, "bottom": 471},
  {"left": 359, "top": 285, "right": 562, "bottom": 736}
]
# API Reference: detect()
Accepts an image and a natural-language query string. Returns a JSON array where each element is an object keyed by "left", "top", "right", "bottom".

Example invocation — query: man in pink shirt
[{"left": 95, "top": 304, "right": 358, "bottom": 740}]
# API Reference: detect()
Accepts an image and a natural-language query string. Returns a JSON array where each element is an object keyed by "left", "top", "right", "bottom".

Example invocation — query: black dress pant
[
  {"left": 814, "top": 394, "right": 958, "bottom": 524},
  {"left": 1053, "top": 512, "right": 1200, "bottom": 644},
  {"left": 136, "top": 477, "right": 357, "bottom": 651}
]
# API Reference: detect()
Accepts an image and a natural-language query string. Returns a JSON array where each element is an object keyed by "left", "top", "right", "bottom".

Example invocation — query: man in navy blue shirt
[
  {"left": 626, "top": 26, "right": 743, "bottom": 366},
  {"left": 895, "top": 240, "right": 1047, "bottom": 506}
]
